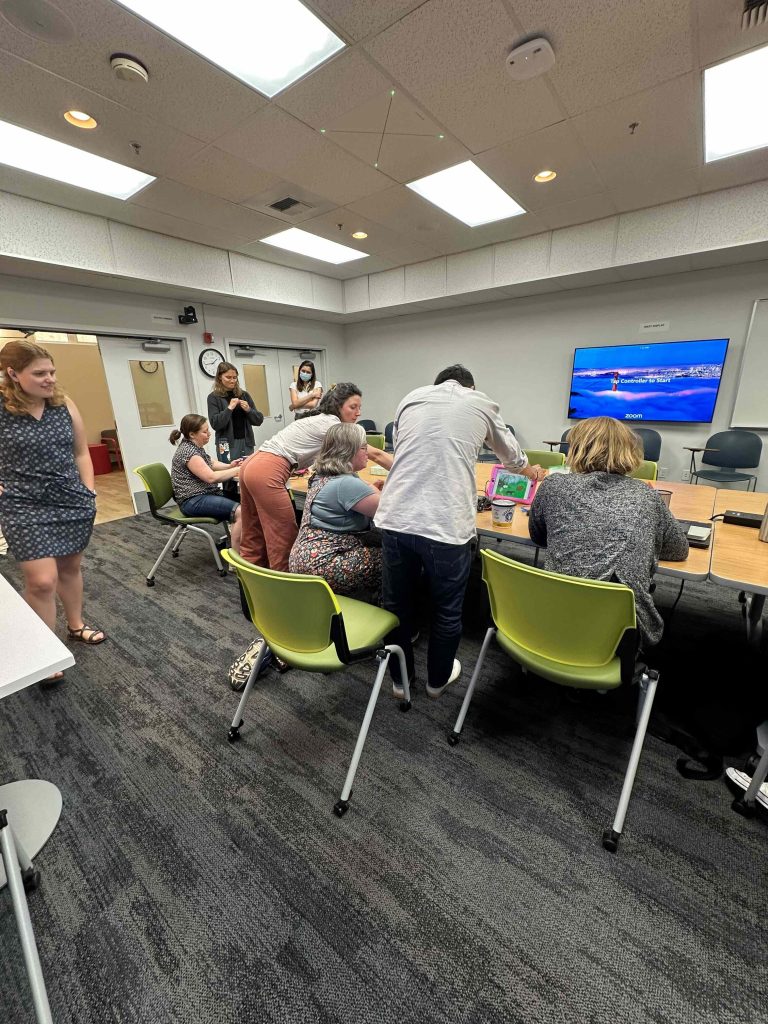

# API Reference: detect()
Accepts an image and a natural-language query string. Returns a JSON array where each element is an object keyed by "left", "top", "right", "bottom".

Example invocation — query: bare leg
[
  {"left": 20, "top": 558, "right": 59, "bottom": 632},
  {"left": 230, "top": 507, "right": 242, "bottom": 554}
]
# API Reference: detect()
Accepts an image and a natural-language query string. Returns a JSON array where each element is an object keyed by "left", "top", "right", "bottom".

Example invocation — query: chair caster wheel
[
  {"left": 171, "top": 550, "right": 179, "bottom": 558},
  {"left": 227, "top": 724, "right": 242, "bottom": 743},
  {"left": 21, "top": 867, "right": 41, "bottom": 893},
  {"left": 146, "top": 578, "right": 155, "bottom": 587},
  {"left": 447, "top": 731, "right": 461, "bottom": 746},
  {"left": 218, "top": 569, "right": 227, "bottom": 577},
  {"left": 333, "top": 800, "right": 349, "bottom": 818},
  {"left": 399, "top": 699, "right": 411, "bottom": 712},
  {"left": 732, "top": 797, "right": 756, "bottom": 818},
  {"left": 602, "top": 828, "right": 620, "bottom": 853}
]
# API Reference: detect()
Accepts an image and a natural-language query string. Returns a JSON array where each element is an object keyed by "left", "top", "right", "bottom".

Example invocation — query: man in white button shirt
[{"left": 373, "top": 365, "right": 544, "bottom": 699}]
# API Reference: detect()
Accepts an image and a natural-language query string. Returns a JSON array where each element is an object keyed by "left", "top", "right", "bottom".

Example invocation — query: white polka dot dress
[{"left": 0, "top": 399, "right": 96, "bottom": 561}]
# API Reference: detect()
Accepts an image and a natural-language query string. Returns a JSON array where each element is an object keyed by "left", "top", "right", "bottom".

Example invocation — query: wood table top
[{"left": 710, "top": 490, "right": 768, "bottom": 594}]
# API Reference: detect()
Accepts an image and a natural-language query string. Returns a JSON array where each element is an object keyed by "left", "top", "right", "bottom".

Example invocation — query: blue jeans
[
  {"left": 180, "top": 493, "right": 239, "bottom": 522},
  {"left": 381, "top": 530, "right": 473, "bottom": 688}
]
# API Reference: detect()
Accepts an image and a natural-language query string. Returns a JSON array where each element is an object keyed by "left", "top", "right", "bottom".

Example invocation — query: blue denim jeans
[
  {"left": 381, "top": 529, "right": 473, "bottom": 689},
  {"left": 180, "top": 493, "right": 239, "bottom": 522}
]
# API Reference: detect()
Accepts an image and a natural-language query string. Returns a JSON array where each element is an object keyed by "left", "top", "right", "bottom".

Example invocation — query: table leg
[
  {"left": 744, "top": 593, "right": 765, "bottom": 647},
  {"left": 0, "top": 781, "right": 62, "bottom": 890}
]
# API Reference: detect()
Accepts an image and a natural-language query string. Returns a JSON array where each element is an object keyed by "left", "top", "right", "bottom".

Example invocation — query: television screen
[{"left": 568, "top": 338, "right": 729, "bottom": 423}]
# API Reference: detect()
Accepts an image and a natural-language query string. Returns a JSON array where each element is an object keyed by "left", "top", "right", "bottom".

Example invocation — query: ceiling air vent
[
  {"left": 268, "top": 196, "right": 313, "bottom": 217},
  {"left": 743, "top": 0, "right": 768, "bottom": 28}
]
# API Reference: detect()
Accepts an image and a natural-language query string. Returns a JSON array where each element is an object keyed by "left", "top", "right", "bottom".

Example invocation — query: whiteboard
[{"left": 731, "top": 298, "right": 768, "bottom": 428}]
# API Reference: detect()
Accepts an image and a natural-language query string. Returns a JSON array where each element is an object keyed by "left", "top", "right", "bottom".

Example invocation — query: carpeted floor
[{"left": 1, "top": 516, "right": 766, "bottom": 1024}]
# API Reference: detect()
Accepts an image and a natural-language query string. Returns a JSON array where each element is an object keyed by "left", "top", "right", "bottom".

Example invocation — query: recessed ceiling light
[
  {"left": 351, "top": 231, "right": 368, "bottom": 239},
  {"left": 64, "top": 110, "right": 98, "bottom": 129},
  {"left": 406, "top": 160, "right": 526, "bottom": 226},
  {"left": 534, "top": 169, "right": 556, "bottom": 182},
  {"left": 705, "top": 43, "right": 768, "bottom": 162},
  {"left": 0, "top": 118, "right": 155, "bottom": 199},
  {"left": 114, "top": 0, "right": 345, "bottom": 98},
  {"left": 261, "top": 228, "right": 368, "bottom": 264}
]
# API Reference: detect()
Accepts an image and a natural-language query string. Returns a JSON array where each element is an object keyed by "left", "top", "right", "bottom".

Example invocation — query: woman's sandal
[
  {"left": 67, "top": 624, "right": 106, "bottom": 645},
  {"left": 41, "top": 671, "right": 65, "bottom": 685}
]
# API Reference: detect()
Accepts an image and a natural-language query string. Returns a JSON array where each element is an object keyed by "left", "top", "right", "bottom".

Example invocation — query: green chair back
[
  {"left": 134, "top": 463, "right": 174, "bottom": 509},
  {"left": 223, "top": 551, "right": 341, "bottom": 655},
  {"left": 629, "top": 460, "right": 658, "bottom": 481},
  {"left": 367, "top": 434, "right": 385, "bottom": 450},
  {"left": 481, "top": 549, "right": 636, "bottom": 670},
  {"left": 524, "top": 449, "right": 566, "bottom": 470}
]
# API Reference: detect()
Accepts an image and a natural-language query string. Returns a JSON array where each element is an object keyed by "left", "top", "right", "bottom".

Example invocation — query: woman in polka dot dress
[{"left": 0, "top": 340, "right": 105, "bottom": 679}]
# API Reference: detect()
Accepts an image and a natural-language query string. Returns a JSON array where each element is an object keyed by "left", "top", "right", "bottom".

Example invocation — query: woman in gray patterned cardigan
[{"left": 528, "top": 416, "right": 688, "bottom": 646}]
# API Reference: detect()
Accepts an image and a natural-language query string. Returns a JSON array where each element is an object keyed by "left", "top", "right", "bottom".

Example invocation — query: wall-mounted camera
[{"left": 178, "top": 305, "right": 198, "bottom": 325}]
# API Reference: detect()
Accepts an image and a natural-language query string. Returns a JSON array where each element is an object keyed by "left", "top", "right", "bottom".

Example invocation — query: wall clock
[
  {"left": 199, "top": 348, "right": 225, "bottom": 378},
  {"left": 139, "top": 360, "right": 159, "bottom": 373}
]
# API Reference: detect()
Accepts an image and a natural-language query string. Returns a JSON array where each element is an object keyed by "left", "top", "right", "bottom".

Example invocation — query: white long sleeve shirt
[{"left": 374, "top": 381, "right": 528, "bottom": 545}]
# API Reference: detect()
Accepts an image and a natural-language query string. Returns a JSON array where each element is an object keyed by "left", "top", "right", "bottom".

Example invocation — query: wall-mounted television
[{"left": 568, "top": 338, "right": 729, "bottom": 424}]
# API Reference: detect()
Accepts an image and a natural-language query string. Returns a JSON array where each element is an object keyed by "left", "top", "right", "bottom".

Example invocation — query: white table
[{"left": 1, "top": 571, "right": 75, "bottom": 1024}]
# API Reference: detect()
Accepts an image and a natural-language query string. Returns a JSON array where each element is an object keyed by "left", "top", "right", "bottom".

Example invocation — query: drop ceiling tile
[
  {"left": 0, "top": 0, "right": 266, "bottom": 142},
  {"left": 494, "top": 233, "right": 551, "bottom": 286},
  {"left": 300, "top": 207, "right": 407, "bottom": 255},
  {"left": 513, "top": 0, "right": 694, "bottom": 116},
  {"left": 696, "top": 0, "right": 768, "bottom": 68},
  {"left": 311, "top": 274, "right": 344, "bottom": 311},
  {"left": 344, "top": 276, "right": 370, "bottom": 313},
  {"left": 310, "top": 0, "right": 427, "bottom": 41},
  {"left": 700, "top": 151, "right": 768, "bottom": 194},
  {"left": 230, "top": 253, "right": 314, "bottom": 306},
  {"left": 369, "top": 267, "right": 405, "bottom": 307},
  {"left": 608, "top": 169, "right": 701, "bottom": 215},
  {"left": 615, "top": 197, "right": 700, "bottom": 265},
  {"left": 549, "top": 217, "right": 617, "bottom": 276},
  {"left": 131, "top": 180, "right": 282, "bottom": 241},
  {"left": 535, "top": 193, "right": 618, "bottom": 231},
  {"left": 363, "top": 0, "right": 564, "bottom": 153},
  {"left": 374, "top": 133, "right": 471, "bottom": 184},
  {"left": 476, "top": 120, "right": 604, "bottom": 212},
  {"left": 446, "top": 248, "right": 493, "bottom": 294},
  {"left": 0, "top": 51, "right": 206, "bottom": 178},
  {"left": 570, "top": 75, "right": 701, "bottom": 191},
  {"left": 377, "top": 241, "right": 444, "bottom": 264},
  {"left": 404, "top": 258, "right": 446, "bottom": 301},
  {"left": 167, "top": 147, "right": 281, "bottom": 205},
  {"left": 276, "top": 48, "right": 392, "bottom": 128},
  {"left": 695, "top": 180, "right": 768, "bottom": 249},
  {"left": 110, "top": 222, "right": 233, "bottom": 292}
]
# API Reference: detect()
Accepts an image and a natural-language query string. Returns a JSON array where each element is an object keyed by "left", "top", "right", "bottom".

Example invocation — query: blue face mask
[{"left": 299, "top": 371, "right": 312, "bottom": 382}]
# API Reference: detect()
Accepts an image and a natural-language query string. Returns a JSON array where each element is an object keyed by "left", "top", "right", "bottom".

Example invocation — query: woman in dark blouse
[{"left": 206, "top": 361, "right": 264, "bottom": 466}]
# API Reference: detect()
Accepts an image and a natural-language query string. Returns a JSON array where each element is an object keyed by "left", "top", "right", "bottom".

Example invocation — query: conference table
[{"left": 709, "top": 489, "right": 768, "bottom": 643}]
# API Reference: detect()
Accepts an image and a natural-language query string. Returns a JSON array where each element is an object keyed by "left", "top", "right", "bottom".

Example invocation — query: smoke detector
[
  {"left": 110, "top": 54, "right": 149, "bottom": 84},
  {"left": 505, "top": 38, "right": 555, "bottom": 81}
]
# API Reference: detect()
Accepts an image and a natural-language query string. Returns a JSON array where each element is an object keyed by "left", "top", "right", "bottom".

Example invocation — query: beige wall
[{"left": 48, "top": 344, "right": 115, "bottom": 445}]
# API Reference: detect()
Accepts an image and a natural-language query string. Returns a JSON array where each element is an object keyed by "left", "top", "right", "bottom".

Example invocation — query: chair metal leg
[
  {"left": 603, "top": 669, "right": 659, "bottom": 853},
  {"left": 0, "top": 812, "right": 53, "bottom": 1024},
  {"left": 385, "top": 644, "right": 411, "bottom": 709},
  {"left": 146, "top": 525, "right": 184, "bottom": 586},
  {"left": 448, "top": 627, "right": 496, "bottom": 746},
  {"left": 186, "top": 524, "right": 226, "bottom": 575},
  {"left": 227, "top": 642, "right": 270, "bottom": 742},
  {"left": 334, "top": 650, "right": 390, "bottom": 816},
  {"left": 170, "top": 529, "right": 186, "bottom": 557}
]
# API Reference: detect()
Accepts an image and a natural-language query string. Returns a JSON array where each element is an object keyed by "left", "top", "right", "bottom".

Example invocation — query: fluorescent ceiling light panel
[
  {"left": 406, "top": 161, "right": 526, "bottom": 226},
  {"left": 115, "top": 0, "right": 345, "bottom": 97},
  {"left": 0, "top": 119, "right": 155, "bottom": 199},
  {"left": 260, "top": 228, "right": 368, "bottom": 264},
  {"left": 704, "top": 44, "right": 768, "bottom": 162}
]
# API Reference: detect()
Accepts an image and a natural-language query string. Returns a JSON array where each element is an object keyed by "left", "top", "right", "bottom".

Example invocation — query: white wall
[{"left": 342, "top": 261, "right": 768, "bottom": 490}]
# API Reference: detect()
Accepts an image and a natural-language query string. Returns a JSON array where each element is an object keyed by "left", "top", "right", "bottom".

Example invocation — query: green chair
[
  {"left": 629, "top": 460, "right": 658, "bottom": 481},
  {"left": 366, "top": 434, "right": 385, "bottom": 451},
  {"left": 524, "top": 449, "right": 566, "bottom": 470},
  {"left": 134, "top": 463, "right": 228, "bottom": 586},
  {"left": 222, "top": 550, "right": 411, "bottom": 817},
  {"left": 449, "top": 549, "right": 658, "bottom": 854}
]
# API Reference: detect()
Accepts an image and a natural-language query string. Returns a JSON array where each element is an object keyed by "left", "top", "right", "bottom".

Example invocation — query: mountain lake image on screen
[{"left": 568, "top": 338, "right": 729, "bottom": 423}]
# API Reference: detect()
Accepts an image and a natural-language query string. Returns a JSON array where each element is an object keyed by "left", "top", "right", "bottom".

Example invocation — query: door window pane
[
  {"left": 129, "top": 360, "right": 173, "bottom": 427},
  {"left": 243, "top": 364, "right": 270, "bottom": 416}
]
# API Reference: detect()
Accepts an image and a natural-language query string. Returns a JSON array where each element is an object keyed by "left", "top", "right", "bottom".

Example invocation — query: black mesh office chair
[
  {"left": 384, "top": 421, "right": 395, "bottom": 451},
  {"left": 359, "top": 419, "right": 377, "bottom": 433},
  {"left": 633, "top": 428, "right": 662, "bottom": 462},
  {"left": 689, "top": 430, "right": 762, "bottom": 490},
  {"left": 559, "top": 429, "right": 571, "bottom": 455}
]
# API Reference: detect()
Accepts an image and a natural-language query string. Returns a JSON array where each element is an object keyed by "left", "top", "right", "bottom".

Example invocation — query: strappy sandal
[{"left": 67, "top": 624, "right": 107, "bottom": 645}]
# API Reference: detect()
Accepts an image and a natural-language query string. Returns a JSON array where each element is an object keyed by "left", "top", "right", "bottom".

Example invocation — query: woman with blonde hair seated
[
  {"left": 528, "top": 416, "right": 688, "bottom": 647},
  {"left": 289, "top": 421, "right": 382, "bottom": 597}
]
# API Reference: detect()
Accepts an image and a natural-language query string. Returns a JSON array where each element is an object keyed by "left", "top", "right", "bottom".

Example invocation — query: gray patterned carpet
[{"left": 1, "top": 516, "right": 766, "bottom": 1024}]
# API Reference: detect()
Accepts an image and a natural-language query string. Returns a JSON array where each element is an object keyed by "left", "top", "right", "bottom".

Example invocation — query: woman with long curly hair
[{"left": 0, "top": 340, "right": 105, "bottom": 679}]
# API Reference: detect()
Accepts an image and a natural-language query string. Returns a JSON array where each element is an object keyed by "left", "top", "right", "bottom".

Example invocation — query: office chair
[
  {"left": 629, "top": 460, "right": 658, "bottom": 481},
  {"left": 222, "top": 550, "right": 410, "bottom": 817},
  {"left": 359, "top": 419, "right": 378, "bottom": 433},
  {"left": 633, "top": 428, "right": 662, "bottom": 462},
  {"left": 688, "top": 430, "right": 762, "bottom": 490},
  {"left": 449, "top": 550, "right": 657, "bottom": 853},
  {"left": 367, "top": 434, "right": 385, "bottom": 450},
  {"left": 134, "top": 463, "right": 228, "bottom": 586},
  {"left": 559, "top": 429, "right": 571, "bottom": 455},
  {"left": 524, "top": 449, "right": 566, "bottom": 470},
  {"left": 384, "top": 421, "right": 395, "bottom": 451}
]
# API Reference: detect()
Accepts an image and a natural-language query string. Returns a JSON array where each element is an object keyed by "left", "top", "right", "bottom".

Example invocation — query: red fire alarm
[{"left": 203, "top": 331, "right": 213, "bottom": 344}]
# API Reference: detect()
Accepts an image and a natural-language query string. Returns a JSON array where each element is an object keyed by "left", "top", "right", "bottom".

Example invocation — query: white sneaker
[
  {"left": 426, "top": 659, "right": 461, "bottom": 700},
  {"left": 391, "top": 677, "right": 414, "bottom": 700},
  {"left": 725, "top": 766, "right": 768, "bottom": 809}
]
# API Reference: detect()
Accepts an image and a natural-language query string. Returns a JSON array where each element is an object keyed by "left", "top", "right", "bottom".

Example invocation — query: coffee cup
[
  {"left": 491, "top": 498, "right": 515, "bottom": 528},
  {"left": 657, "top": 489, "right": 672, "bottom": 509}
]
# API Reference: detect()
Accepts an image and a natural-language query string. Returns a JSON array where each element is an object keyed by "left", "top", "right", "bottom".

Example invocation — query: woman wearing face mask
[
  {"left": 0, "top": 339, "right": 104, "bottom": 676},
  {"left": 207, "top": 361, "right": 264, "bottom": 466},
  {"left": 288, "top": 359, "right": 323, "bottom": 420},
  {"left": 239, "top": 382, "right": 363, "bottom": 571}
]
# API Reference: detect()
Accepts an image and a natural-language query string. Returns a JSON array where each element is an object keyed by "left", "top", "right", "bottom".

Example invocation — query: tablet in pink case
[{"left": 486, "top": 466, "right": 538, "bottom": 504}]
